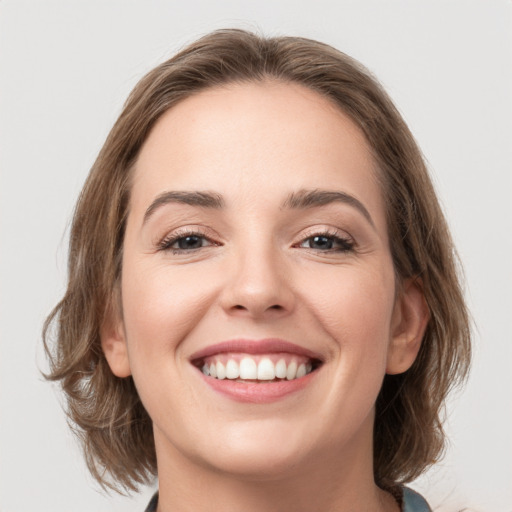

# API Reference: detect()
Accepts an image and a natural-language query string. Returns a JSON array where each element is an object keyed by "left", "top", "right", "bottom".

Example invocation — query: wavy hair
[{"left": 43, "top": 28, "right": 471, "bottom": 493}]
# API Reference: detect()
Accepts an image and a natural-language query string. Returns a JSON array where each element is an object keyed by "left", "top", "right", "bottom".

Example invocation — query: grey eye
[
  {"left": 307, "top": 235, "right": 335, "bottom": 250},
  {"left": 174, "top": 235, "right": 206, "bottom": 250},
  {"left": 299, "top": 234, "right": 354, "bottom": 253}
]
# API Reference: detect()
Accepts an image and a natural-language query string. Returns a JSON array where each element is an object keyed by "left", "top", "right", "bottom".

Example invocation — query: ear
[
  {"left": 386, "top": 278, "right": 430, "bottom": 375},
  {"left": 100, "top": 294, "right": 132, "bottom": 378}
]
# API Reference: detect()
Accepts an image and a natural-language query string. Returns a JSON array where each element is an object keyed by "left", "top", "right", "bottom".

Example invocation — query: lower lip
[{"left": 198, "top": 370, "right": 318, "bottom": 404}]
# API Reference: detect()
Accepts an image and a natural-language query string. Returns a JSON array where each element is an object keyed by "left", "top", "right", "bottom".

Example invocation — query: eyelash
[
  {"left": 295, "top": 230, "right": 355, "bottom": 253},
  {"left": 158, "top": 229, "right": 218, "bottom": 254},
  {"left": 158, "top": 229, "right": 355, "bottom": 255}
]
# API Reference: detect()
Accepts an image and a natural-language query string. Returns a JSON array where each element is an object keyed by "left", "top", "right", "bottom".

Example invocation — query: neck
[{"left": 153, "top": 423, "right": 399, "bottom": 512}]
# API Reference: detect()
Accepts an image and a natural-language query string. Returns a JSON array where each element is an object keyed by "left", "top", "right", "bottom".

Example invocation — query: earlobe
[
  {"left": 386, "top": 278, "right": 430, "bottom": 375},
  {"left": 100, "top": 298, "right": 132, "bottom": 378}
]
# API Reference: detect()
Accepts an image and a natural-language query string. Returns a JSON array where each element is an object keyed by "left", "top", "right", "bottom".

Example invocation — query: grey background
[{"left": 1, "top": 1, "right": 511, "bottom": 510}]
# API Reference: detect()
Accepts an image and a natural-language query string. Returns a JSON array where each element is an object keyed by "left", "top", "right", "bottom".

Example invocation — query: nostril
[{"left": 228, "top": 303, "right": 289, "bottom": 316}]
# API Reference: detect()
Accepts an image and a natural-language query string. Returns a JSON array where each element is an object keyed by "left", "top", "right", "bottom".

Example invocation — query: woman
[{"left": 43, "top": 29, "right": 471, "bottom": 511}]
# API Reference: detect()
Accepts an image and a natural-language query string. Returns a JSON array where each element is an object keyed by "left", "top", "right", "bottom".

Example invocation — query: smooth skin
[{"left": 102, "top": 81, "right": 429, "bottom": 512}]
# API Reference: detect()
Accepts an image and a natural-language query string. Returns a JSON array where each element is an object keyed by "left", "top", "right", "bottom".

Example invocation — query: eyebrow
[
  {"left": 282, "top": 189, "right": 375, "bottom": 228},
  {"left": 143, "top": 188, "right": 374, "bottom": 228},
  {"left": 143, "top": 190, "right": 225, "bottom": 224}
]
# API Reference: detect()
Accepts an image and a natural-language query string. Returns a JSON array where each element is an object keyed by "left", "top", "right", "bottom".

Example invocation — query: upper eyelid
[
  {"left": 295, "top": 225, "right": 354, "bottom": 241},
  {"left": 163, "top": 231, "right": 215, "bottom": 242},
  {"left": 158, "top": 225, "right": 217, "bottom": 241}
]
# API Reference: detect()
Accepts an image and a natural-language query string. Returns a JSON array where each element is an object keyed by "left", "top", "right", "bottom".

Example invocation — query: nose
[{"left": 219, "top": 245, "right": 295, "bottom": 320}]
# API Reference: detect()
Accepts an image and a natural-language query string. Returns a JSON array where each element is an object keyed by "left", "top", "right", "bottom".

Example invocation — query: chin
[
  {"left": 205, "top": 448, "right": 305, "bottom": 481},
  {"left": 197, "top": 421, "right": 312, "bottom": 480}
]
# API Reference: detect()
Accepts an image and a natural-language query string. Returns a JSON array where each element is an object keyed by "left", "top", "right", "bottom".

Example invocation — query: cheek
[
  {"left": 298, "top": 262, "right": 396, "bottom": 367},
  {"left": 275, "top": 263, "right": 398, "bottom": 449},
  {"left": 120, "top": 260, "right": 218, "bottom": 368}
]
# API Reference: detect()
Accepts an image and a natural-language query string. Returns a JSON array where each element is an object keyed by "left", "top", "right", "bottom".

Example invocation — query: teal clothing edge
[
  {"left": 402, "top": 486, "right": 432, "bottom": 512},
  {"left": 144, "top": 486, "right": 431, "bottom": 511}
]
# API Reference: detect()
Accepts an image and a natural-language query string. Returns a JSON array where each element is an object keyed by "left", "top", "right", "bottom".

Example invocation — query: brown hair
[{"left": 43, "top": 28, "right": 471, "bottom": 493}]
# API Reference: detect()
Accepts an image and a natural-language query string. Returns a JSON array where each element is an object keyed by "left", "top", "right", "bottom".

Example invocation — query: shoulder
[{"left": 402, "top": 486, "right": 432, "bottom": 512}]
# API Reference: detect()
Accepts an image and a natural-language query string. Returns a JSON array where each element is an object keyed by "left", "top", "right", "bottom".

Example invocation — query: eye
[
  {"left": 298, "top": 232, "right": 354, "bottom": 253},
  {"left": 158, "top": 231, "right": 218, "bottom": 254}
]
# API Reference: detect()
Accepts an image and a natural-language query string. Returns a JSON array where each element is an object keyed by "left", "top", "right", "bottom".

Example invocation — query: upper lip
[{"left": 189, "top": 338, "right": 324, "bottom": 363}]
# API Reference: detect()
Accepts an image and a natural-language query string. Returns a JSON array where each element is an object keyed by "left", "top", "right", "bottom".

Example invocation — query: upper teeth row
[{"left": 202, "top": 357, "right": 313, "bottom": 381}]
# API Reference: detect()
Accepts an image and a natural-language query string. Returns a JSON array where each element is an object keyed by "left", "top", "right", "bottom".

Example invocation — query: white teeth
[
  {"left": 225, "top": 359, "right": 240, "bottom": 379},
  {"left": 202, "top": 356, "right": 316, "bottom": 381},
  {"left": 275, "top": 359, "right": 287, "bottom": 379},
  {"left": 239, "top": 357, "right": 258, "bottom": 379},
  {"left": 286, "top": 361, "right": 298, "bottom": 380},
  {"left": 257, "top": 358, "right": 275, "bottom": 380},
  {"left": 216, "top": 361, "right": 226, "bottom": 380},
  {"left": 296, "top": 363, "right": 306, "bottom": 378}
]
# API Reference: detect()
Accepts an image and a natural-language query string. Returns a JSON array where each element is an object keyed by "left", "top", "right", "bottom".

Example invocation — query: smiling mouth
[
  {"left": 195, "top": 353, "right": 322, "bottom": 383},
  {"left": 189, "top": 339, "right": 324, "bottom": 390}
]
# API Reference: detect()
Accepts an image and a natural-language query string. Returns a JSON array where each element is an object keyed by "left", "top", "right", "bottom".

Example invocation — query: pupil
[
  {"left": 312, "top": 236, "right": 333, "bottom": 249},
  {"left": 179, "top": 236, "right": 202, "bottom": 249}
]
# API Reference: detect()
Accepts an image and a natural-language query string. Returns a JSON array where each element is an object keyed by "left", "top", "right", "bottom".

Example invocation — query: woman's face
[{"left": 104, "top": 81, "right": 423, "bottom": 479}]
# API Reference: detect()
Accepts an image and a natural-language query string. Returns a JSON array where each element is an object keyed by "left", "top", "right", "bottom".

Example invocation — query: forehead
[{"left": 131, "top": 81, "right": 384, "bottom": 225}]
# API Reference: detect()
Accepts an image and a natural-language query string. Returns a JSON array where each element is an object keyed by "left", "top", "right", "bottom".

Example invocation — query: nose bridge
[{"left": 221, "top": 229, "right": 294, "bottom": 318}]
